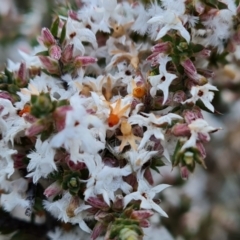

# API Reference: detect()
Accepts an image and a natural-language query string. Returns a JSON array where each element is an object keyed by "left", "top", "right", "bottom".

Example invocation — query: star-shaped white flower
[
  {"left": 148, "top": 10, "right": 190, "bottom": 43},
  {"left": 84, "top": 154, "right": 132, "bottom": 206},
  {"left": 183, "top": 83, "right": 218, "bottom": 112},
  {"left": 129, "top": 112, "right": 182, "bottom": 150},
  {"left": 124, "top": 173, "right": 170, "bottom": 217},
  {"left": 125, "top": 149, "right": 158, "bottom": 172},
  {"left": 181, "top": 119, "right": 218, "bottom": 150},
  {"left": 27, "top": 137, "right": 57, "bottom": 183},
  {"left": 148, "top": 55, "right": 177, "bottom": 103}
]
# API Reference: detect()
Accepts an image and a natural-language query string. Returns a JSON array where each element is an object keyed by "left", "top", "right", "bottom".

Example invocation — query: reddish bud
[
  {"left": 39, "top": 28, "right": 56, "bottom": 47},
  {"left": 53, "top": 105, "right": 72, "bottom": 131},
  {"left": 197, "top": 49, "right": 211, "bottom": 58},
  {"left": 12, "top": 153, "right": 26, "bottom": 169},
  {"left": 173, "top": 90, "right": 186, "bottom": 103},
  {"left": 183, "top": 108, "right": 203, "bottom": 124},
  {"left": 49, "top": 45, "right": 62, "bottom": 60},
  {"left": 23, "top": 113, "right": 37, "bottom": 124},
  {"left": 61, "top": 44, "right": 74, "bottom": 63},
  {"left": 112, "top": 195, "right": 124, "bottom": 211},
  {"left": 87, "top": 197, "right": 109, "bottom": 210},
  {"left": 91, "top": 222, "right": 106, "bottom": 240},
  {"left": 172, "top": 123, "right": 190, "bottom": 137},
  {"left": 144, "top": 168, "right": 154, "bottom": 185},
  {"left": 25, "top": 120, "right": 45, "bottom": 136},
  {"left": 139, "top": 219, "right": 151, "bottom": 228},
  {"left": 131, "top": 210, "right": 154, "bottom": 220},
  {"left": 39, "top": 56, "right": 60, "bottom": 75},
  {"left": 44, "top": 181, "right": 62, "bottom": 198},
  {"left": 65, "top": 155, "right": 86, "bottom": 171},
  {"left": 197, "top": 68, "right": 215, "bottom": 79},
  {"left": 16, "top": 62, "right": 28, "bottom": 87},
  {"left": 150, "top": 42, "right": 170, "bottom": 53},
  {"left": 181, "top": 58, "right": 207, "bottom": 84},
  {"left": 180, "top": 166, "right": 189, "bottom": 180},
  {"left": 68, "top": 10, "right": 79, "bottom": 21},
  {"left": 74, "top": 56, "right": 97, "bottom": 67},
  {"left": 0, "top": 91, "right": 14, "bottom": 102}
]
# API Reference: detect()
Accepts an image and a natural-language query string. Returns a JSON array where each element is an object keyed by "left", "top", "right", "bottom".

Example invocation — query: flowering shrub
[{"left": 0, "top": 0, "right": 239, "bottom": 239}]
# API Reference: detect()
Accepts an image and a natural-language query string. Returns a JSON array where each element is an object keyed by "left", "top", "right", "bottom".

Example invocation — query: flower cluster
[{"left": 1, "top": 0, "right": 238, "bottom": 239}]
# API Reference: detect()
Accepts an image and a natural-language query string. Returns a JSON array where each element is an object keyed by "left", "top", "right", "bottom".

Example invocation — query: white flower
[
  {"left": 66, "top": 18, "right": 97, "bottom": 56},
  {"left": 27, "top": 137, "right": 57, "bottom": 183},
  {"left": 1, "top": 191, "right": 30, "bottom": 212},
  {"left": 84, "top": 154, "right": 132, "bottom": 205},
  {"left": 0, "top": 140, "right": 17, "bottom": 178},
  {"left": 148, "top": 55, "right": 177, "bottom": 103},
  {"left": 44, "top": 192, "right": 91, "bottom": 233},
  {"left": 125, "top": 149, "right": 158, "bottom": 172},
  {"left": 183, "top": 83, "right": 218, "bottom": 112},
  {"left": 181, "top": 119, "right": 218, "bottom": 150},
  {"left": 129, "top": 112, "right": 182, "bottom": 150},
  {"left": 124, "top": 173, "right": 170, "bottom": 217},
  {"left": 50, "top": 95, "right": 105, "bottom": 161},
  {"left": 148, "top": 10, "right": 190, "bottom": 43}
]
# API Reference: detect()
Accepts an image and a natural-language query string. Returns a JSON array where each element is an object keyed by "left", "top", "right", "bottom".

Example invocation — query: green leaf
[
  {"left": 36, "top": 50, "right": 49, "bottom": 56},
  {"left": 50, "top": 17, "right": 60, "bottom": 37},
  {"left": 60, "top": 22, "right": 66, "bottom": 44},
  {"left": 217, "top": 1, "right": 228, "bottom": 9},
  {"left": 191, "top": 43, "right": 204, "bottom": 53},
  {"left": 4, "top": 68, "right": 13, "bottom": 82}
]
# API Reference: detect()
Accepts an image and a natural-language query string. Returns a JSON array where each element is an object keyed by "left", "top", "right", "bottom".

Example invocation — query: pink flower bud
[
  {"left": 44, "top": 181, "right": 62, "bottom": 198},
  {"left": 144, "top": 168, "right": 154, "bottom": 185},
  {"left": 139, "top": 219, "right": 151, "bottom": 228},
  {"left": 87, "top": 197, "right": 109, "bottom": 210},
  {"left": 39, "top": 27, "right": 56, "bottom": 47},
  {"left": 150, "top": 42, "right": 170, "bottom": 53},
  {"left": 39, "top": 56, "right": 60, "bottom": 75},
  {"left": 131, "top": 210, "right": 154, "bottom": 220},
  {"left": 197, "top": 68, "right": 215, "bottom": 79},
  {"left": 16, "top": 62, "right": 28, "bottom": 87},
  {"left": 183, "top": 108, "right": 203, "bottom": 124},
  {"left": 49, "top": 45, "right": 62, "bottom": 60},
  {"left": 181, "top": 58, "right": 197, "bottom": 78},
  {"left": 25, "top": 121, "right": 45, "bottom": 137},
  {"left": 150, "top": 135, "right": 164, "bottom": 153},
  {"left": 65, "top": 155, "right": 86, "bottom": 171},
  {"left": 173, "top": 90, "right": 186, "bottom": 103},
  {"left": 53, "top": 105, "right": 72, "bottom": 131},
  {"left": 74, "top": 56, "right": 97, "bottom": 67},
  {"left": 172, "top": 123, "right": 190, "bottom": 137},
  {"left": 112, "top": 195, "right": 123, "bottom": 210},
  {"left": 68, "top": 10, "right": 79, "bottom": 21},
  {"left": 91, "top": 222, "right": 105, "bottom": 240},
  {"left": 12, "top": 153, "right": 26, "bottom": 169},
  {"left": 180, "top": 166, "right": 189, "bottom": 180},
  {"left": 0, "top": 91, "right": 14, "bottom": 102},
  {"left": 23, "top": 113, "right": 37, "bottom": 124},
  {"left": 197, "top": 49, "right": 211, "bottom": 58},
  {"left": 61, "top": 44, "right": 74, "bottom": 63},
  {"left": 94, "top": 211, "right": 110, "bottom": 221}
]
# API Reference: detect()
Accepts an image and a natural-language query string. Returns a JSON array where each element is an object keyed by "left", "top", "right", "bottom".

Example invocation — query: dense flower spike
[{"left": 1, "top": 0, "right": 235, "bottom": 239}]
